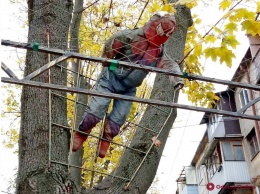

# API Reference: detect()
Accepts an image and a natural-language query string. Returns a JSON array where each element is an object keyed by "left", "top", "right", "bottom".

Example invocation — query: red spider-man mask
[{"left": 143, "top": 11, "right": 176, "bottom": 47}]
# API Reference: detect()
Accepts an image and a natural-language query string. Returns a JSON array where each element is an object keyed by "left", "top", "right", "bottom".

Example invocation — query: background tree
[{"left": 17, "top": 0, "right": 76, "bottom": 193}]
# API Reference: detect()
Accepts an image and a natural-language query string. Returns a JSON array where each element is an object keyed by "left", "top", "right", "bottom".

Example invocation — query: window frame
[
  {"left": 239, "top": 89, "right": 250, "bottom": 108},
  {"left": 247, "top": 128, "right": 260, "bottom": 159},
  {"left": 206, "top": 144, "right": 222, "bottom": 179},
  {"left": 208, "top": 111, "right": 222, "bottom": 136},
  {"left": 222, "top": 140, "right": 245, "bottom": 161}
]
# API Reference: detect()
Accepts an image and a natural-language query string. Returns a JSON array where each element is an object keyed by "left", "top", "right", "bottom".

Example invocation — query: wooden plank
[
  {"left": 2, "top": 77, "right": 260, "bottom": 121},
  {"left": 2, "top": 39, "right": 260, "bottom": 91},
  {"left": 23, "top": 55, "right": 71, "bottom": 80},
  {"left": 1, "top": 62, "right": 18, "bottom": 79}
]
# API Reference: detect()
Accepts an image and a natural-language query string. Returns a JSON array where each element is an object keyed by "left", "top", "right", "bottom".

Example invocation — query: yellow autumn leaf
[
  {"left": 223, "top": 35, "right": 240, "bottom": 49},
  {"left": 193, "top": 44, "right": 202, "bottom": 56},
  {"left": 213, "top": 26, "right": 223, "bottom": 35},
  {"left": 175, "top": 0, "right": 194, "bottom": 5},
  {"left": 214, "top": 95, "right": 220, "bottom": 101},
  {"left": 7, "top": 106, "right": 13, "bottom": 112},
  {"left": 206, "top": 92, "right": 215, "bottom": 100},
  {"left": 205, "top": 35, "right": 217, "bottom": 44},
  {"left": 257, "top": 1, "right": 260, "bottom": 13},
  {"left": 204, "top": 48, "right": 217, "bottom": 62},
  {"left": 218, "top": 47, "right": 235, "bottom": 67},
  {"left": 188, "top": 54, "right": 198, "bottom": 64},
  {"left": 92, "top": 44, "right": 100, "bottom": 51},
  {"left": 224, "top": 22, "right": 238, "bottom": 32},
  {"left": 150, "top": 2, "right": 160, "bottom": 12},
  {"left": 6, "top": 143, "right": 14, "bottom": 149},
  {"left": 190, "top": 81, "right": 198, "bottom": 90},
  {"left": 161, "top": 4, "right": 175, "bottom": 13},
  {"left": 219, "top": 0, "right": 232, "bottom": 10}
]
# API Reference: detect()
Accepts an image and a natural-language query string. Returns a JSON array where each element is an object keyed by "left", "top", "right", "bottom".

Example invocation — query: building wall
[
  {"left": 185, "top": 167, "right": 198, "bottom": 184},
  {"left": 234, "top": 44, "right": 260, "bottom": 189},
  {"left": 194, "top": 144, "right": 210, "bottom": 194}
]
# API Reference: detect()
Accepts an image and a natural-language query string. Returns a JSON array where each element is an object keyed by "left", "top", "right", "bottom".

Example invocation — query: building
[
  {"left": 176, "top": 35, "right": 260, "bottom": 194},
  {"left": 232, "top": 35, "right": 260, "bottom": 193}
]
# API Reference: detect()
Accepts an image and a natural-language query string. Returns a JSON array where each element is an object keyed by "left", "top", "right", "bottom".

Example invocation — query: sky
[{"left": 0, "top": 0, "right": 251, "bottom": 193}]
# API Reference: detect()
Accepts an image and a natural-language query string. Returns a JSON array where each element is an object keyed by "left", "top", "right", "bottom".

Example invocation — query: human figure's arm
[
  {"left": 102, "top": 31, "right": 128, "bottom": 59},
  {"left": 157, "top": 51, "right": 184, "bottom": 89}
]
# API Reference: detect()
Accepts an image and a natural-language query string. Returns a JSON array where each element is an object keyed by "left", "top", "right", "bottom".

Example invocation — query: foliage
[
  {"left": 182, "top": 0, "right": 259, "bottom": 107},
  {"left": 1, "top": 84, "right": 21, "bottom": 152}
]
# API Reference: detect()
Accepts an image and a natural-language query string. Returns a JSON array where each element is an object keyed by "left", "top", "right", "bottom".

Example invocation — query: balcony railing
[{"left": 209, "top": 161, "right": 251, "bottom": 194}]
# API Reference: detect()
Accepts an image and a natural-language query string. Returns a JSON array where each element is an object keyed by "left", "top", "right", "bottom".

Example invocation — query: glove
[{"left": 169, "top": 76, "right": 184, "bottom": 90}]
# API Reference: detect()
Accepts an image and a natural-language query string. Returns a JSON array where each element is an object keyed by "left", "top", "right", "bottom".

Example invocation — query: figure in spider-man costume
[{"left": 72, "top": 11, "right": 184, "bottom": 158}]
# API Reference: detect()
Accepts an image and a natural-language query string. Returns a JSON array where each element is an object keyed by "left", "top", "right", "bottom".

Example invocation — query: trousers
[{"left": 81, "top": 67, "right": 137, "bottom": 128}]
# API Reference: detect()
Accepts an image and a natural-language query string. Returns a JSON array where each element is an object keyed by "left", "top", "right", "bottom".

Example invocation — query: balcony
[
  {"left": 177, "top": 167, "right": 199, "bottom": 194},
  {"left": 179, "top": 185, "right": 199, "bottom": 194},
  {"left": 208, "top": 161, "right": 251, "bottom": 194},
  {"left": 208, "top": 116, "right": 241, "bottom": 142}
]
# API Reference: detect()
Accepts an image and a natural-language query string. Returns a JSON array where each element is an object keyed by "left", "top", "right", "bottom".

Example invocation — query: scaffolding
[{"left": 1, "top": 39, "right": 260, "bottom": 190}]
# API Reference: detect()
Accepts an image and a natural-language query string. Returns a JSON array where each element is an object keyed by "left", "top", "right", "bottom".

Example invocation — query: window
[
  {"left": 198, "top": 165, "right": 206, "bottom": 184},
  {"left": 206, "top": 144, "right": 222, "bottom": 179},
  {"left": 247, "top": 128, "right": 259, "bottom": 159},
  {"left": 222, "top": 140, "right": 245, "bottom": 161},
  {"left": 239, "top": 89, "right": 250, "bottom": 107},
  {"left": 209, "top": 113, "right": 222, "bottom": 135}
]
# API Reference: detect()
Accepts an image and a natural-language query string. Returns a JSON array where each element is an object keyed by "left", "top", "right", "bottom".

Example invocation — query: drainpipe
[{"left": 243, "top": 65, "right": 260, "bottom": 147}]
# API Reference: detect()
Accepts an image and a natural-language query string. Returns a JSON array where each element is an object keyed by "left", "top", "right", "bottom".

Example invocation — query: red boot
[
  {"left": 98, "top": 119, "right": 120, "bottom": 158},
  {"left": 99, "top": 140, "right": 111, "bottom": 158},
  {"left": 72, "top": 131, "right": 88, "bottom": 151},
  {"left": 72, "top": 113, "right": 100, "bottom": 152}
]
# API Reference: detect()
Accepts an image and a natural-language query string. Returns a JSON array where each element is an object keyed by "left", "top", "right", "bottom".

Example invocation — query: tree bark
[
  {"left": 68, "top": 0, "right": 88, "bottom": 190},
  {"left": 70, "top": 78, "right": 89, "bottom": 190},
  {"left": 17, "top": 0, "right": 75, "bottom": 193},
  {"left": 84, "top": 4, "right": 193, "bottom": 194}
]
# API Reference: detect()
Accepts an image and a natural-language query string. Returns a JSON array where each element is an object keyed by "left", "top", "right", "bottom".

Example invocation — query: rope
[{"left": 124, "top": 85, "right": 182, "bottom": 190}]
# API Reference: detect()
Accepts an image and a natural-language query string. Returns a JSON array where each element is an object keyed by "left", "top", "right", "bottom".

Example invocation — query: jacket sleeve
[
  {"left": 157, "top": 50, "right": 184, "bottom": 88},
  {"left": 102, "top": 31, "right": 128, "bottom": 59}
]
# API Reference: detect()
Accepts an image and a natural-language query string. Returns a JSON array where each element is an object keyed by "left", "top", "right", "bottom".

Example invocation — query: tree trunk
[
  {"left": 17, "top": 0, "right": 75, "bottom": 193},
  {"left": 68, "top": 0, "right": 89, "bottom": 190},
  {"left": 70, "top": 78, "right": 89, "bottom": 190},
  {"left": 84, "top": 4, "right": 193, "bottom": 194}
]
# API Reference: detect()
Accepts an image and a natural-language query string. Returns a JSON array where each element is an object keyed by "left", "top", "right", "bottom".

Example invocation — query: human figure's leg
[
  {"left": 98, "top": 87, "right": 136, "bottom": 158},
  {"left": 73, "top": 71, "right": 114, "bottom": 151}
]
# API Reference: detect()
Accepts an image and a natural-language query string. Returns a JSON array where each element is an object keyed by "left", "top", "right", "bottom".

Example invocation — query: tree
[
  {"left": 83, "top": 3, "right": 192, "bottom": 193},
  {"left": 17, "top": 0, "right": 76, "bottom": 193},
  {"left": 3, "top": 0, "right": 259, "bottom": 193}
]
